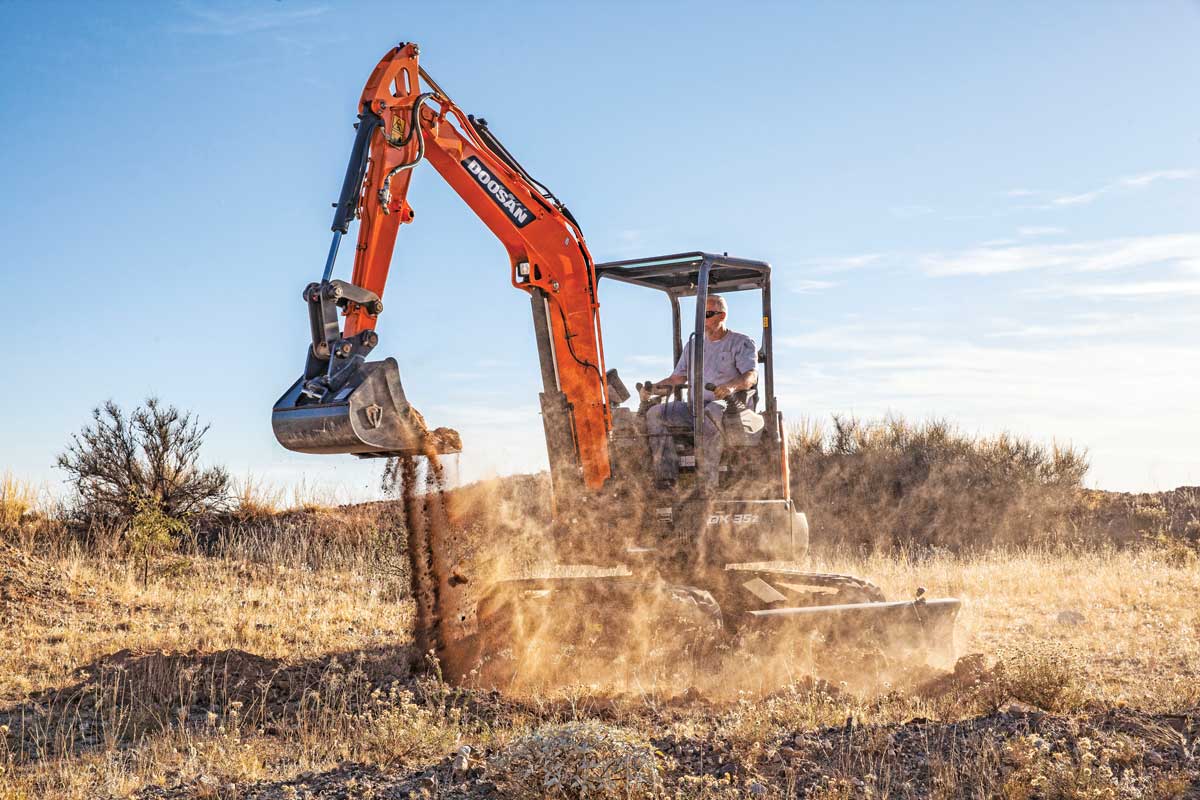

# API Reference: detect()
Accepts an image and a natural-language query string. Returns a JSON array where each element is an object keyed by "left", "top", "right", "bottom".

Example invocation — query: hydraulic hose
[{"left": 378, "top": 92, "right": 436, "bottom": 212}]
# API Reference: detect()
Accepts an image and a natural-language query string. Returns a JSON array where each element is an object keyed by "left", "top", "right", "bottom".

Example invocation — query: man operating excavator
[{"left": 642, "top": 294, "right": 759, "bottom": 490}]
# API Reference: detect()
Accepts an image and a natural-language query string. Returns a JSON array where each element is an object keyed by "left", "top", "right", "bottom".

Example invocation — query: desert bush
[
  {"left": 986, "top": 644, "right": 1089, "bottom": 713},
  {"left": 789, "top": 415, "right": 1090, "bottom": 552},
  {"left": 128, "top": 495, "right": 190, "bottom": 584},
  {"left": 1001, "top": 734, "right": 1155, "bottom": 800},
  {"left": 56, "top": 398, "right": 229, "bottom": 526},
  {"left": 490, "top": 721, "right": 667, "bottom": 799}
]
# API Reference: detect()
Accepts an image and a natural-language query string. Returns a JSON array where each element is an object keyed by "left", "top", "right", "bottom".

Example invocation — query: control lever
[{"left": 705, "top": 383, "right": 749, "bottom": 414}]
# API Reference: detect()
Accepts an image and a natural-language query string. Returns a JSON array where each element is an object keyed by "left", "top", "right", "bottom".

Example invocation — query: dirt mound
[
  {"left": 0, "top": 540, "right": 100, "bottom": 626},
  {"left": 0, "top": 646, "right": 414, "bottom": 761}
]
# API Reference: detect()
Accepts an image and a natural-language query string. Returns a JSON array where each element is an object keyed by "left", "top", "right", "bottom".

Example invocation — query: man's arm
[{"left": 648, "top": 374, "right": 687, "bottom": 393}]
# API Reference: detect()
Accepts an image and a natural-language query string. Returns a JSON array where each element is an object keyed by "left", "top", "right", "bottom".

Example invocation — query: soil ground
[{"left": 2, "top": 529, "right": 1198, "bottom": 799}]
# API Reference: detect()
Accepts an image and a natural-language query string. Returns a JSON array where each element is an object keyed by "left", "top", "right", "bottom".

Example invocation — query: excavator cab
[
  {"left": 595, "top": 253, "right": 803, "bottom": 570},
  {"left": 598, "top": 252, "right": 786, "bottom": 499}
]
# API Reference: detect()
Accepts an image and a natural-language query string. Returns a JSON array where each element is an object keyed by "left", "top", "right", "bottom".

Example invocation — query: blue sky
[{"left": 2, "top": 1, "right": 1198, "bottom": 497}]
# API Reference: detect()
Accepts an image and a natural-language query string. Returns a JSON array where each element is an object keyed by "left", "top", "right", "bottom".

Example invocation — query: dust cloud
[{"left": 381, "top": 460, "right": 959, "bottom": 702}]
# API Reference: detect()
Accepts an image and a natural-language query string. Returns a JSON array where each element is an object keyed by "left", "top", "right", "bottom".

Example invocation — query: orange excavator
[{"left": 273, "top": 43, "right": 959, "bottom": 685}]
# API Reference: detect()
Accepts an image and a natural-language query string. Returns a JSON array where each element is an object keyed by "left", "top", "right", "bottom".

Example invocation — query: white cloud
[
  {"left": 921, "top": 233, "right": 1200, "bottom": 276},
  {"left": 625, "top": 354, "right": 672, "bottom": 367},
  {"left": 174, "top": 3, "right": 328, "bottom": 35},
  {"left": 985, "top": 312, "right": 1162, "bottom": 339},
  {"left": 780, "top": 323, "right": 932, "bottom": 352},
  {"left": 889, "top": 205, "right": 935, "bottom": 219},
  {"left": 1050, "top": 168, "right": 1197, "bottom": 207},
  {"left": 797, "top": 254, "right": 884, "bottom": 273},
  {"left": 789, "top": 279, "right": 837, "bottom": 293},
  {"left": 1118, "top": 169, "right": 1198, "bottom": 188},
  {"left": 1053, "top": 190, "right": 1105, "bottom": 207},
  {"left": 1017, "top": 226, "right": 1065, "bottom": 237},
  {"left": 774, "top": 326, "right": 1200, "bottom": 489},
  {"left": 1059, "top": 279, "right": 1200, "bottom": 298}
]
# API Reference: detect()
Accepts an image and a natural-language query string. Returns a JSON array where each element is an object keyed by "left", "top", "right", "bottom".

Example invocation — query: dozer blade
[
  {"left": 747, "top": 597, "right": 961, "bottom": 663},
  {"left": 272, "top": 357, "right": 461, "bottom": 458}
]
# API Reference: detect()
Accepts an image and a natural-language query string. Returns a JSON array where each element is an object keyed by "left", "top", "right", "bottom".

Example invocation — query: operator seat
[{"left": 662, "top": 386, "right": 765, "bottom": 448}]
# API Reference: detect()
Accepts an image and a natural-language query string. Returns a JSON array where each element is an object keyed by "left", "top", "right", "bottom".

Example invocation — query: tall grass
[
  {"left": 0, "top": 471, "right": 40, "bottom": 534},
  {"left": 789, "top": 415, "right": 1090, "bottom": 552}
]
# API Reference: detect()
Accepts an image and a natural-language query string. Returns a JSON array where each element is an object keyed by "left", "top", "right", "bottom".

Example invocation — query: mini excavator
[{"left": 273, "top": 43, "right": 959, "bottom": 684}]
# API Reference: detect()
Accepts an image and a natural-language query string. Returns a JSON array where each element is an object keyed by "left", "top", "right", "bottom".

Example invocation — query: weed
[{"left": 490, "top": 721, "right": 667, "bottom": 799}]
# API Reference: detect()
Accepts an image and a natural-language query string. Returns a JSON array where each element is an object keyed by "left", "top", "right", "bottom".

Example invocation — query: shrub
[
  {"left": 1001, "top": 734, "right": 1152, "bottom": 800},
  {"left": 788, "top": 414, "right": 1089, "bottom": 551},
  {"left": 490, "top": 721, "right": 667, "bottom": 799},
  {"left": 128, "top": 494, "right": 190, "bottom": 584},
  {"left": 986, "top": 644, "right": 1088, "bottom": 713},
  {"left": 56, "top": 398, "right": 229, "bottom": 526}
]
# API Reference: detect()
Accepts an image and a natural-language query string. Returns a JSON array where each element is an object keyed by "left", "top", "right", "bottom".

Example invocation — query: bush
[
  {"left": 788, "top": 415, "right": 1090, "bottom": 552},
  {"left": 56, "top": 398, "right": 229, "bottom": 526},
  {"left": 986, "top": 643, "right": 1088, "bottom": 713},
  {"left": 490, "top": 721, "right": 667, "bottom": 799}
]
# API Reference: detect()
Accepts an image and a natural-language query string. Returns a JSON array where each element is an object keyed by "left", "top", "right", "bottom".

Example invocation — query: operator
[{"left": 642, "top": 294, "right": 758, "bottom": 490}]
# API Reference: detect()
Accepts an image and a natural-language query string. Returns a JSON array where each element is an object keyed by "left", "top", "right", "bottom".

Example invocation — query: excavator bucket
[{"left": 272, "top": 357, "right": 461, "bottom": 458}]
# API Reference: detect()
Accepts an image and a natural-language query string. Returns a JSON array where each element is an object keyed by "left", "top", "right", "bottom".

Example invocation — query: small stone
[
  {"left": 1056, "top": 610, "right": 1086, "bottom": 626},
  {"left": 1003, "top": 701, "right": 1041, "bottom": 715},
  {"left": 749, "top": 781, "right": 768, "bottom": 797},
  {"left": 1146, "top": 751, "right": 1164, "bottom": 766}
]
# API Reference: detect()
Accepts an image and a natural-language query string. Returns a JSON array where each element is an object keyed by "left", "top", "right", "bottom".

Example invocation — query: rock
[
  {"left": 749, "top": 781, "right": 768, "bottom": 797},
  {"left": 453, "top": 745, "right": 472, "bottom": 774},
  {"left": 1056, "top": 610, "right": 1086, "bottom": 625}
]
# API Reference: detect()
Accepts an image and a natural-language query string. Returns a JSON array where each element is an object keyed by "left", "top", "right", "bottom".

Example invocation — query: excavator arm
[{"left": 272, "top": 43, "right": 612, "bottom": 492}]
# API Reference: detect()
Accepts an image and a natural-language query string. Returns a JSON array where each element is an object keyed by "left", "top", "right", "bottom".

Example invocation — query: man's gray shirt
[{"left": 671, "top": 330, "right": 758, "bottom": 403}]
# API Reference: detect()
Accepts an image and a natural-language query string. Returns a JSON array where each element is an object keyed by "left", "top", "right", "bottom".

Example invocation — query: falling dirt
[{"left": 382, "top": 448, "right": 475, "bottom": 681}]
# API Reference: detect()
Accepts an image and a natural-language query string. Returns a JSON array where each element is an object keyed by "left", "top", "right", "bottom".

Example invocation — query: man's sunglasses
[{"left": 705, "top": 310, "right": 724, "bottom": 318}]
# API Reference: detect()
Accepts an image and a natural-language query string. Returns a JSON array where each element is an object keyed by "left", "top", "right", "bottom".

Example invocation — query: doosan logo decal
[{"left": 462, "top": 156, "right": 535, "bottom": 228}]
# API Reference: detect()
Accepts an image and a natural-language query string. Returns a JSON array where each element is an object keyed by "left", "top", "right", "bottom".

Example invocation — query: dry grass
[
  {"left": 0, "top": 472, "right": 40, "bottom": 533},
  {"left": 2, "top": 446, "right": 1198, "bottom": 798},
  {"left": 1, "top": 539, "right": 1197, "bottom": 798},
  {"left": 816, "top": 547, "right": 1200, "bottom": 712}
]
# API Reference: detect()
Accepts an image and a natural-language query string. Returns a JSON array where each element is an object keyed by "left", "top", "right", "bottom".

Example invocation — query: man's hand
[
  {"left": 639, "top": 379, "right": 675, "bottom": 403},
  {"left": 712, "top": 383, "right": 732, "bottom": 400}
]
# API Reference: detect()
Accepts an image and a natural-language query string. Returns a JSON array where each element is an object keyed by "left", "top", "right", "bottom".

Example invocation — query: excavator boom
[{"left": 272, "top": 43, "right": 612, "bottom": 491}]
